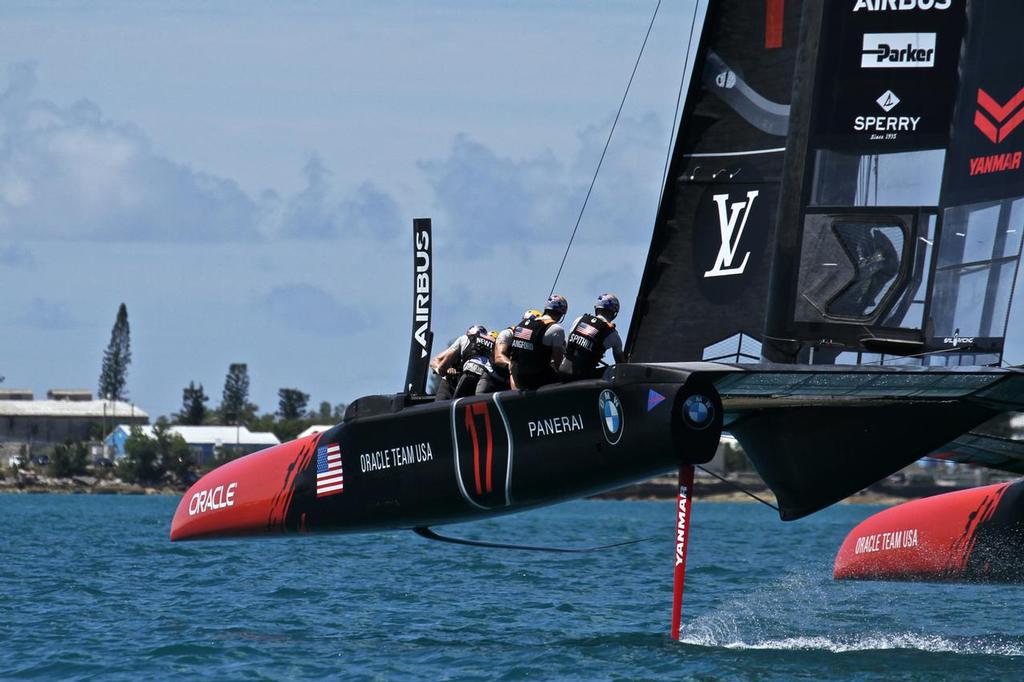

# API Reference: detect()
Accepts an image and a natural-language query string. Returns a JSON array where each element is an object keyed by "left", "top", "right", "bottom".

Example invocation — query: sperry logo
[
  {"left": 974, "top": 87, "right": 1024, "bottom": 144},
  {"left": 853, "top": 90, "right": 921, "bottom": 136},
  {"left": 877, "top": 90, "right": 900, "bottom": 112},
  {"left": 704, "top": 191, "right": 758, "bottom": 279},
  {"left": 861, "top": 33, "right": 936, "bottom": 68}
]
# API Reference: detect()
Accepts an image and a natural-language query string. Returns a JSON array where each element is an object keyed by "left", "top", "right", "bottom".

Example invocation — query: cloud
[
  {"left": 0, "top": 243, "right": 34, "bottom": 267},
  {"left": 258, "top": 283, "right": 364, "bottom": 335},
  {"left": 0, "top": 63, "right": 664, "bottom": 254},
  {"left": 278, "top": 157, "right": 402, "bottom": 240},
  {"left": 0, "top": 63, "right": 261, "bottom": 242},
  {"left": 18, "top": 297, "right": 76, "bottom": 329},
  {"left": 0, "top": 64, "right": 404, "bottom": 245},
  {"left": 417, "top": 113, "right": 667, "bottom": 253}
]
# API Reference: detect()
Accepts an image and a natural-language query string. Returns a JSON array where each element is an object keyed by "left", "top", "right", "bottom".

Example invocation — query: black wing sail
[
  {"left": 626, "top": 0, "right": 804, "bottom": 364},
  {"left": 762, "top": 0, "right": 1024, "bottom": 367}
]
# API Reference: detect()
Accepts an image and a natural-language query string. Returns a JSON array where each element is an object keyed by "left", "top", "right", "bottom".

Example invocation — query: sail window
[
  {"left": 930, "top": 198, "right": 1024, "bottom": 342},
  {"left": 881, "top": 215, "right": 936, "bottom": 330},
  {"left": 931, "top": 261, "right": 1017, "bottom": 341},
  {"left": 809, "top": 149, "right": 945, "bottom": 207},
  {"left": 795, "top": 215, "right": 909, "bottom": 323},
  {"left": 827, "top": 223, "right": 903, "bottom": 317}
]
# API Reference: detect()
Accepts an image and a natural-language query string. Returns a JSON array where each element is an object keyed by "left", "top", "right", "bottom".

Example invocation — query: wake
[
  {"left": 678, "top": 569, "right": 1024, "bottom": 657},
  {"left": 679, "top": 631, "right": 1024, "bottom": 657}
]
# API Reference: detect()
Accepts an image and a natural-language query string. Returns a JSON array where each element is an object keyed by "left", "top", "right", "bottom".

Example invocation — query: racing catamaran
[{"left": 170, "top": 0, "right": 1024, "bottom": 637}]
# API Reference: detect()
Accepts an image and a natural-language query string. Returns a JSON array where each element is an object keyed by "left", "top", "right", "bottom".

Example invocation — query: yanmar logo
[
  {"left": 970, "top": 86, "right": 1024, "bottom": 177},
  {"left": 853, "top": 0, "right": 951, "bottom": 10},
  {"left": 974, "top": 87, "right": 1024, "bottom": 144},
  {"left": 861, "top": 33, "right": 936, "bottom": 68}
]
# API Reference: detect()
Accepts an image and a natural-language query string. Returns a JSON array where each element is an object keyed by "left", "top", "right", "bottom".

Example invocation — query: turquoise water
[{"left": 1, "top": 495, "right": 1021, "bottom": 680}]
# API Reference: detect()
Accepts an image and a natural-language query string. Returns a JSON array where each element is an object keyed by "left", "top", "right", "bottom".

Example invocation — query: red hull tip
[
  {"left": 170, "top": 434, "right": 319, "bottom": 541},
  {"left": 833, "top": 480, "right": 1024, "bottom": 584}
]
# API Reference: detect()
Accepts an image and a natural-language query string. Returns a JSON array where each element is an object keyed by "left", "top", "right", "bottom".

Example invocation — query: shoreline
[
  {"left": 1, "top": 473, "right": 969, "bottom": 506},
  {"left": 0, "top": 475, "right": 184, "bottom": 496}
]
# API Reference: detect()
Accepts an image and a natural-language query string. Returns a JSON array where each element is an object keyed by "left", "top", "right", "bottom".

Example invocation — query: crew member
[
  {"left": 508, "top": 295, "right": 568, "bottom": 390},
  {"left": 430, "top": 324, "right": 488, "bottom": 400},
  {"left": 483, "top": 310, "right": 540, "bottom": 394},
  {"left": 454, "top": 325, "right": 496, "bottom": 397},
  {"left": 559, "top": 293, "right": 626, "bottom": 380}
]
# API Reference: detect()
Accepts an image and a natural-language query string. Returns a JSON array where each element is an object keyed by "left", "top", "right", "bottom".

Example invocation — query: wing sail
[
  {"left": 626, "top": 0, "right": 804, "bottom": 364},
  {"left": 763, "top": 0, "right": 1024, "bottom": 367}
]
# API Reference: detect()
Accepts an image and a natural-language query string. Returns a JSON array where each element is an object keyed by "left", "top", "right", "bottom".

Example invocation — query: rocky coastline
[
  {"left": 1, "top": 471, "right": 978, "bottom": 506},
  {"left": 0, "top": 473, "right": 184, "bottom": 496}
]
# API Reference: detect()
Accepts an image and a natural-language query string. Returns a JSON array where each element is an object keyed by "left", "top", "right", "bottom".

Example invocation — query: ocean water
[{"left": 0, "top": 495, "right": 1021, "bottom": 680}]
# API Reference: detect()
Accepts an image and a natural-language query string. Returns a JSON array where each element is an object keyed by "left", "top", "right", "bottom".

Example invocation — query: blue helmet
[
  {"left": 595, "top": 293, "right": 620, "bottom": 318},
  {"left": 544, "top": 294, "right": 568, "bottom": 318},
  {"left": 465, "top": 324, "right": 487, "bottom": 338}
]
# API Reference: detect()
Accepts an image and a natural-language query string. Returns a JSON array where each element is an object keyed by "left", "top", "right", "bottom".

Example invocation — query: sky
[{"left": 0, "top": 0, "right": 704, "bottom": 418}]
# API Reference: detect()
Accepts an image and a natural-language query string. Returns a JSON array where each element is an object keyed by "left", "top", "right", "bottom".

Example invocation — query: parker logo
[
  {"left": 704, "top": 191, "right": 758, "bottom": 278},
  {"left": 853, "top": 0, "right": 951, "bottom": 10},
  {"left": 861, "top": 33, "right": 936, "bottom": 68},
  {"left": 974, "top": 87, "right": 1024, "bottom": 144}
]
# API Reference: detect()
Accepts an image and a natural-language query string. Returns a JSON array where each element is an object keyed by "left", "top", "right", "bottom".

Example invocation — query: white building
[
  {"left": 106, "top": 424, "right": 280, "bottom": 464},
  {"left": 0, "top": 391, "right": 148, "bottom": 458}
]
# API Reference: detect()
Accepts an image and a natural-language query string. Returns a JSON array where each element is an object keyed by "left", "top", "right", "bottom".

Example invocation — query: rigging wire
[
  {"left": 549, "top": 0, "right": 664, "bottom": 296},
  {"left": 695, "top": 464, "right": 780, "bottom": 512},
  {"left": 659, "top": 0, "right": 702, "bottom": 196},
  {"left": 413, "top": 526, "right": 655, "bottom": 553}
]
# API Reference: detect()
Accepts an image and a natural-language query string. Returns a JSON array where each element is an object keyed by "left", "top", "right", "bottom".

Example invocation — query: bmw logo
[
  {"left": 598, "top": 389, "right": 623, "bottom": 445},
  {"left": 682, "top": 394, "right": 715, "bottom": 430}
]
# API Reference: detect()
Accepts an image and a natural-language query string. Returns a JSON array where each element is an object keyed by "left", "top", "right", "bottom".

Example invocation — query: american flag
[
  {"left": 316, "top": 443, "right": 344, "bottom": 497},
  {"left": 576, "top": 322, "right": 600, "bottom": 338},
  {"left": 513, "top": 326, "right": 533, "bottom": 341}
]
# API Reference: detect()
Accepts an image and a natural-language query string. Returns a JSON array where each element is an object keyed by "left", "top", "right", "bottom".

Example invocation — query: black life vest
[
  {"left": 565, "top": 314, "right": 614, "bottom": 370},
  {"left": 508, "top": 317, "right": 553, "bottom": 373},
  {"left": 465, "top": 333, "right": 495, "bottom": 361}
]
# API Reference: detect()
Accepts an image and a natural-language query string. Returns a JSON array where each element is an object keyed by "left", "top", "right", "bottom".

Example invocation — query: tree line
[
  {"left": 176, "top": 362, "right": 346, "bottom": 442},
  {"left": 84, "top": 304, "right": 348, "bottom": 484},
  {"left": 98, "top": 303, "right": 346, "bottom": 438}
]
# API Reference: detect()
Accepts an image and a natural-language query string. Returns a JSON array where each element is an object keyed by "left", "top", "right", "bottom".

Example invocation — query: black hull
[{"left": 171, "top": 370, "right": 722, "bottom": 540}]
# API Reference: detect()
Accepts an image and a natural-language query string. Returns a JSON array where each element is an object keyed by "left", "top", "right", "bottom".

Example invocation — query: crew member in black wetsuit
[
  {"left": 430, "top": 324, "right": 488, "bottom": 400},
  {"left": 559, "top": 293, "right": 626, "bottom": 380},
  {"left": 481, "top": 311, "right": 540, "bottom": 395},
  {"left": 455, "top": 325, "right": 496, "bottom": 397},
  {"left": 508, "top": 295, "right": 568, "bottom": 390}
]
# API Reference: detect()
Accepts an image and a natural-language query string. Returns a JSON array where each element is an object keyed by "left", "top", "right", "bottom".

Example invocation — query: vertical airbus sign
[{"left": 404, "top": 218, "right": 433, "bottom": 394}]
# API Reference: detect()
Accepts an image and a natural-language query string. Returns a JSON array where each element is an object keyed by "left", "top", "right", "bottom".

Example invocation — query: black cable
[
  {"left": 413, "top": 526, "right": 654, "bottom": 553},
  {"left": 695, "top": 464, "right": 780, "bottom": 512},
  {"left": 659, "top": 0, "right": 701, "bottom": 196},
  {"left": 549, "top": 0, "right": 663, "bottom": 296}
]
